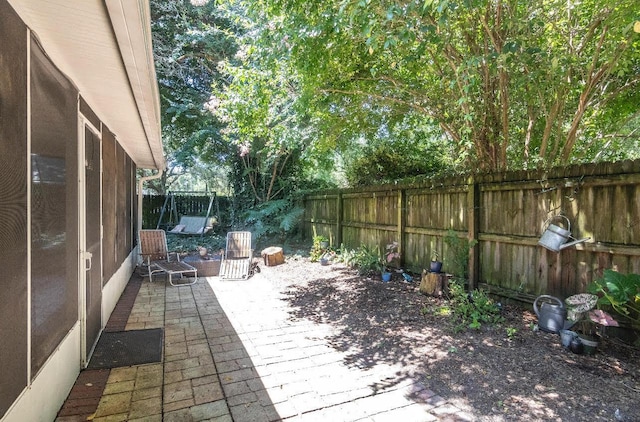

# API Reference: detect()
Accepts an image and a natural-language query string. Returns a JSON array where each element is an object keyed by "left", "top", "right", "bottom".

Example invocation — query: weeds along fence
[{"left": 302, "top": 160, "right": 640, "bottom": 302}]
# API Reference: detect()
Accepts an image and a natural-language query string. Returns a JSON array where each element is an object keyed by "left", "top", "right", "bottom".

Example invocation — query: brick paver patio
[{"left": 57, "top": 265, "right": 472, "bottom": 421}]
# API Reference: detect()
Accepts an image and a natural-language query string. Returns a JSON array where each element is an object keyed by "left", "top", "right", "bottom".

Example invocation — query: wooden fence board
[{"left": 303, "top": 160, "right": 640, "bottom": 301}]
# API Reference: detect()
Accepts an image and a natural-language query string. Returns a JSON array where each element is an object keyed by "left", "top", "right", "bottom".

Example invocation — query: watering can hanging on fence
[{"left": 538, "top": 215, "right": 590, "bottom": 252}]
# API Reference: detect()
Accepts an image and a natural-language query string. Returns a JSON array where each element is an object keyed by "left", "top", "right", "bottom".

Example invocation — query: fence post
[
  {"left": 467, "top": 177, "right": 480, "bottom": 290},
  {"left": 336, "top": 193, "right": 343, "bottom": 247},
  {"left": 398, "top": 189, "right": 406, "bottom": 266}
]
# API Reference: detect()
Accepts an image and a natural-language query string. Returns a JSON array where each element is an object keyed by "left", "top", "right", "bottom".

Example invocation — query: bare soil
[{"left": 264, "top": 254, "right": 640, "bottom": 421}]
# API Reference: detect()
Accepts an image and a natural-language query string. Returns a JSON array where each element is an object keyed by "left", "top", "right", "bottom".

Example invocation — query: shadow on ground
[{"left": 279, "top": 263, "right": 640, "bottom": 421}]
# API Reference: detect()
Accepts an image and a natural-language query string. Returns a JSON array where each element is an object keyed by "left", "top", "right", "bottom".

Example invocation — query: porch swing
[{"left": 156, "top": 191, "right": 219, "bottom": 236}]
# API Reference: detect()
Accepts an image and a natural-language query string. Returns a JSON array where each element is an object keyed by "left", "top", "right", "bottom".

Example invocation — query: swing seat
[{"left": 169, "top": 216, "right": 215, "bottom": 235}]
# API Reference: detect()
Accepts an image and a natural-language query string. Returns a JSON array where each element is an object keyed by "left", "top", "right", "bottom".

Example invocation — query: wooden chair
[
  {"left": 138, "top": 229, "right": 197, "bottom": 286},
  {"left": 219, "top": 231, "right": 254, "bottom": 280}
]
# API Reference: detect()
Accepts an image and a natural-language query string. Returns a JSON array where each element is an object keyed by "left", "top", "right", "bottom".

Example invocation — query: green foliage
[
  {"left": 150, "top": 0, "right": 240, "bottom": 191},
  {"left": 250, "top": 0, "right": 640, "bottom": 171},
  {"left": 443, "top": 230, "right": 477, "bottom": 279},
  {"left": 341, "top": 244, "right": 384, "bottom": 276},
  {"left": 310, "top": 235, "right": 330, "bottom": 262},
  {"left": 166, "top": 233, "right": 226, "bottom": 255},
  {"left": 588, "top": 270, "right": 640, "bottom": 325},
  {"left": 241, "top": 199, "right": 304, "bottom": 240},
  {"left": 449, "top": 280, "right": 503, "bottom": 331},
  {"left": 344, "top": 136, "right": 448, "bottom": 186}
]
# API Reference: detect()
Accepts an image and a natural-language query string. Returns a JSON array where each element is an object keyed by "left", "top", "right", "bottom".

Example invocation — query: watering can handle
[
  {"left": 533, "top": 295, "right": 564, "bottom": 317},
  {"left": 542, "top": 215, "right": 570, "bottom": 231}
]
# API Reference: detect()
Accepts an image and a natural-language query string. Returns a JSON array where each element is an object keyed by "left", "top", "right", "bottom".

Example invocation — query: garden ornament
[
  {"left": 533, "top": 295, "right": 566, "bottom": 333},
  {"left": 538, "top": 215, "right": 590, "bottom": 252}
]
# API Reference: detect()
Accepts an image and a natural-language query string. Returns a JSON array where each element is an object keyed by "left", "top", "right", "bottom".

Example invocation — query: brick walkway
[{"left": 56, "top": 266, "right": 473, "bottom": 421}]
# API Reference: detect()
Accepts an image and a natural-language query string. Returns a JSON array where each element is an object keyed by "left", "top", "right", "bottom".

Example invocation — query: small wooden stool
[{"left": 261, "top": 246, "right": 284, "bottom": 266}]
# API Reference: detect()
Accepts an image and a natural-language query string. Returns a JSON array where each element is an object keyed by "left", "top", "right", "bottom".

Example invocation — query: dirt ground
[{"left": 261, "top": 253, "right": 640, "bottom": 421}]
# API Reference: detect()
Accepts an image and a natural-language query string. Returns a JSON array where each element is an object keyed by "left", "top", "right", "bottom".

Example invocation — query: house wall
[{"left": 0, "top": 0, "right": 140, "bottom": 419}]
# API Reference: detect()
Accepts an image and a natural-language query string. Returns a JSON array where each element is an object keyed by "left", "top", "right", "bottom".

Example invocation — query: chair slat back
[
  {"left": 139, "top": 230, "right": 169, "bottom": 261},
  {"left": 225, "top": 231, "right": 252, "bottom": 259}
]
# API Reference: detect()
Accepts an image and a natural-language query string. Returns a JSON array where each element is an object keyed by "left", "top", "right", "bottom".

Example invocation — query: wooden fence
[
  {"left": 302, "top": 160, "right": 640, "bottom": 302},
  {"left": 142, "top": 193, "right": 231, "bottom": 229}
]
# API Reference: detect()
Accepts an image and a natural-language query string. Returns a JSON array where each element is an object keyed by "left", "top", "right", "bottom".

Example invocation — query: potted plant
[
  {"left": 317, "top": 235, "right": 330, "bottom": 249},
  {"left": 430, "top": 251, "right": 443, "bottom": 273},
  {"left": 310, "top": 235, "right": 330, "bottom": 262},
  {"left": 588, "top": 269, "right": 640, "bottom": 326},
  {"left": 566, "top": 293, "right": 618, "bottom": 354},
  {"left": 382, "top": 241, "right": 400, "bottom": 282}
]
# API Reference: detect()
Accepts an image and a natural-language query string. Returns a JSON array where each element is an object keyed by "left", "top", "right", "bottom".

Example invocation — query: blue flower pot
[
  {"left": 430, "top": 261, "right": 443, "bottom": 273},
  {"left": 381, "top": 272, "right": 392, "bottom": 282}
]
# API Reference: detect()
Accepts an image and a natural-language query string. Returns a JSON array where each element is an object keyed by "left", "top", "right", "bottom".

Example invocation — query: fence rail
[{"left": 302, "top": 160, "right": 640, "bottom": 301}]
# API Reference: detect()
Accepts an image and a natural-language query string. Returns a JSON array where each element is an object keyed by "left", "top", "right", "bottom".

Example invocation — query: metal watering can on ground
[
  {"left": 533, "top": 295, "right": 566, "bottom": 333},
  {"left": 538, "top": 215, "right": 590, "bottom": 252}
]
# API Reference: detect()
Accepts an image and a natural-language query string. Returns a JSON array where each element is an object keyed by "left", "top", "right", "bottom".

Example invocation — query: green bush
[
  {"left": 449, "top": 280, "right": 503, "bottom": 330},
  {"left": 310, "top": 235, "right": 330, "bottom": 262},
  {"left": 444, "top": 229, "right": 477, "bottom": 279},
  {"left": 588, "top": 270, "right": 640, "bottom": 325},
  {"left": 341, "top": 244, "right": 383, "bottom": 276}
]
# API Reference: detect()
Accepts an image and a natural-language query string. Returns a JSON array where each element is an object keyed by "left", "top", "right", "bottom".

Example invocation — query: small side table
[{"left": 182, "top": 254, "right": 222, "bottom": 276}]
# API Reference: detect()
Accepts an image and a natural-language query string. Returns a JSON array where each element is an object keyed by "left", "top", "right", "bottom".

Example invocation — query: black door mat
[{"left": 87, "top": 328, "right": 163, "bottom": 369}]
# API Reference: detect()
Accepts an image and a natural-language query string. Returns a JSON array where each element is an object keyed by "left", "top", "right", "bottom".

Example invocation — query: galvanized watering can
[
  {"left": 533, "top": 295, "right": 566, "bottom": 333},
  {"left": 538, "top": 215, "right": 590, "bottom": 252}
]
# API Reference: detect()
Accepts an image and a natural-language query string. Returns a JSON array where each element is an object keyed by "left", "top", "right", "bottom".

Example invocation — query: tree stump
[
  {"left": 419, "top": 270, "right": 449, "bottom": 297},
  {"left": 261, "top": 246, "right": 284, "bottom": 266}
]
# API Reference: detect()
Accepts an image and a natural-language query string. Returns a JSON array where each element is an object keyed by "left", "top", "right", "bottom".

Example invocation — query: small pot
[
  {"left": 320, "top": 258, "right": 329, "bottom": 266},
  {"left": 560, "top": 329, "right": 578, "bottom": 348},
  {"left": 570, "top": 337, "right": 583, "bottom": 354},
  {"left": 578, "top": 335, "right": 598, "bottom": 355},
  {"left": 381, "top": 272, "right": 392, "bottom": 282},
  {"left": 430, "top": 260, "right": 443, "bottom": 273}
]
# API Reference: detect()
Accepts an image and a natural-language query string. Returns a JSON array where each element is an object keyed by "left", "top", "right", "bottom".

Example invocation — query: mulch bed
[{"left": 260, "top": 255, "right": 640, "bottom": 421}]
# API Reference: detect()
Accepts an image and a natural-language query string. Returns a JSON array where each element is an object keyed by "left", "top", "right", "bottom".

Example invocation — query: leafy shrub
[
  {"left": 166, "top": 233, "right": 226, "bottom": 254},
  {"left": 340, "top": 244, "right": 383, "bottom": 275},
  {"left": 242, "top": 199, "right": 305, "bottom": 240},
  {"left": 588, "top": 269, "right": 640, "bottom": 325},
  {"left": 310, "top": 235, "right": 330, "bottom": 262},
  {"left": 448, "top": 280, "right": 503, "bottom": 330},
  {"left": 444, "top": 229, "right": 477, "bottom": 279},
  {"left": 344, "top": 139, "right": 447, "bottom": 187}
]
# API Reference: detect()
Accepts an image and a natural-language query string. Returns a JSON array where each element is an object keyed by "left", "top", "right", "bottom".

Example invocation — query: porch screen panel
[
  {"left": 132, "top": 162, "right": 138, "bottom": 246},
  {"left": 30, "top": 35, "right": 79, "bottom": 376},
  {"left": 0, "top": 0, "right": 28, "bottom": 416},
  {"left": 116, "top": 144, "right": 127, "bottom": 263},
  {"left": 102, "top": 128, "right": 117, "bottom": 283},
  {"left": 125, "top": 155, "right": 134, "bottom": 252}
]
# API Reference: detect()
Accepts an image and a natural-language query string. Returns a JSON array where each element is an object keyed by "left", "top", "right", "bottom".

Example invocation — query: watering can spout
[{"left": 559, "top": 237, "right": 591, "bottom": 250}]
